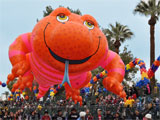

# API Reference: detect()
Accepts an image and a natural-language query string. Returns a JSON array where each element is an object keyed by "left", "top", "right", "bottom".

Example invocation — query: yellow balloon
[
  {"left": 95, "top": 92, "right": 98, "bottom": 96},
  {"left": 102, "top": 71, "right": 106, "bottom": 75},
  {"left": 126, "top": 64, "right": 131, "bottom": 70},
  {"left": 22, "top": 92, "right": 26, "bottom": 96}
]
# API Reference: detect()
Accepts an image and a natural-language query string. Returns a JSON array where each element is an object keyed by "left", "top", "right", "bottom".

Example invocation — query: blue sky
[{"left": 0, "top": 0, "right": 160, "bottom": 95}]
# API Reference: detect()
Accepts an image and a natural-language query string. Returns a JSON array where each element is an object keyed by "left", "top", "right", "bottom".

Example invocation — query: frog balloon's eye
[
  {"left": 57, "top": 13, "right": 69, "bottom": 23},
  {"left": 84, "top": 21, "right": 94, "bottom": 30}
]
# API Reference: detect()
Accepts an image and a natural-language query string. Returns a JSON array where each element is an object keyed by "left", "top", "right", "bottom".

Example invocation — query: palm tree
[
  {"left": 103, "top": 22, "right": 133, "bottom": 54},
  {"left": 134, "top": 0, "right": 160, "bottom": 87},
  {"left": 43, "top": 6, "right": 82, "bottom": 17}
]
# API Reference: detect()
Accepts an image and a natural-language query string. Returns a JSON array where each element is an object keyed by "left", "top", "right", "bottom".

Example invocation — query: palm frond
[
  {"left": 106, "top": 22, "right": 133, "bottom": 44},
  {"left": 133, "top": 0, "right": 160, "bottom": 18}
]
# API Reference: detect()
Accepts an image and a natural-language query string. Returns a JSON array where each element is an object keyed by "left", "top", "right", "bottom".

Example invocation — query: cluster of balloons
[
  {"left": 8, "top": 89, "right": 29, "bottom": 101},
  {"left": 49, "top": 84, "right": 64, "bottom": 97},
  {"left": 22, "top": 90, "right": 29, "bottom": 100},
  {"left": 125, "top": 58, "right": 150, "bottom": 87},
  {"left": 81, "top": 70, "right": 108, "bottom": 95},
  {"left": 125, "top": 56, "right": 160, "bottom": 88},
  {"left": 87, "top": 70, "right": 107, "bottom": 87},
  {"left": 15, "top": 89, "right": 21, "bottom": 100},
  {"left": 47, "top": 70, "right": 108, "bottom": 96},
  {"left": 124, "top": 97, "right": 135, "bottom": 107},
  {"left": 33, "top": 86, "right": 38, "bottom": 97},
  {"left": 49, "top": 86, "right": 56, "bottom": 97},
  {"left": 148, "top": 56, "right": 160, "bottom": 78},
  {"left": 80, "top": 87, "right": 90, "bottom": 94},
  {"left": 8, "top": 93, "right": 13, "bottom": 101}
]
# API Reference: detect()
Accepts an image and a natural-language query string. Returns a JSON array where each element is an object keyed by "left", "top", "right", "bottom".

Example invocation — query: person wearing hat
[
  {"left": 143, "top": 113, "right": 152, "bottom": 120},
  {"left": 77, "top": 111, "right": 86, "bottom": 120}
]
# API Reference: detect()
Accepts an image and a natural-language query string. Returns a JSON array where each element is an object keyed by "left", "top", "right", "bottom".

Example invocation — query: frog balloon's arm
[
  {"left": 7, "top": 33, "right": 34, "bottom": 92},
  {"left": 101, "top": 50, "right": 126, "bottom": 99}
]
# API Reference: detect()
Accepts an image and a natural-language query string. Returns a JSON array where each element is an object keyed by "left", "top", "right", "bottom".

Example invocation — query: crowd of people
[{"left": 0, "top": 85, "right": 159, "bottom": 120}]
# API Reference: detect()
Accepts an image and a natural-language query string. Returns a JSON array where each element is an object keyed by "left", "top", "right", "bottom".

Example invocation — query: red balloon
[
  {"left": 78, "top": 96, "right": 82, "bottom": 102},
  {"left": 33, "top": 86, "right": 37, "bottom": 90},
  {"left": 72, "top": 95, "right": 78, "bottom": 100},
  {"left": 25, "top": 96, "right": 29, "bottom": 100}
]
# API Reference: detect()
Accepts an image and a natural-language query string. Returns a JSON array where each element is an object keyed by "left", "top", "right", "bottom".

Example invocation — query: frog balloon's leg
[
  {"left": 7, "top": 33, "right": 32, "bottom": 92},
  {"left": 65, "top": 71, "right": 92, "bottom": 106},
  {"left": 101, "top": 50, "right": 126, "bottom": 99},
  {"left": 37, "top": 85, "right": 51, "bottom": 99}
]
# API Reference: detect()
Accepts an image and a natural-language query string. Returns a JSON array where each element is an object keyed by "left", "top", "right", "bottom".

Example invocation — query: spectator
[
  {"left": 113, "top": 112, "right": 121, "bottom": 120},
  {"left": 85, "top": 109, "right": 89, "bottom": 119},
  {"left": 77, "top": 111, "right": 86, "bottom": 120},
  {"left": 104, "top": 109, "right": 113, "bottom": 120},
  {"left": 35, "top": 110, "right": 41, "bottom": 120},
  {"left": 10, "top": 112, "right": 14, "bottom": 120},
  {"left": 67, "top": 108, "right": 79, "bottom": 120},
  {"left": 29, "top": 111, "right": 36, "bottom": 120},
  {"left": 95, "top": 109, "right": 103, "bottom": 120},
  {"left": 14, "top": 113, "right": 18, "bottom": 120},
  {"left": 87, "top": 113, "right": 94, "bottom": 120},
  {"left": 3, "top": 111, "right": 8, "bottom": 120},
  {"left": 53, "top": 110, "right": 65, "bottom": 120},
  {"left": 85, "top": 109, "right": 93, "bottom": 120},
  {"left": 41, "top": 110, "right": 51, "bottom": 120},
  {"left": 143, "top": 113, "right": 152, "bottom": 120}
]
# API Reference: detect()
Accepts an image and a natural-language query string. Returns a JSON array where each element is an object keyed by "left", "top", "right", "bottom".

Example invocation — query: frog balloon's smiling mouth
[{"left": 43, "top": 22, "right": 101, "bottom": 64}]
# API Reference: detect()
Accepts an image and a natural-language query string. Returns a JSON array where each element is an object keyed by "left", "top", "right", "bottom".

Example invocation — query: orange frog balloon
[{"left": 7, "top": 7, "right": 126, "bottom": 104}]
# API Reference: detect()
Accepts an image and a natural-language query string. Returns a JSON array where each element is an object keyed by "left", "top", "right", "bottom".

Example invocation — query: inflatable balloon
[
  {"left": 125, "top": 58, "right": 150, "bottom": 87},
  {"left": 148, "top": 56, "right": 160, "bottom": 79},
  {"left": 124, "top": 98, "right": 135, "bottom": 107},
  {"left": 2, "top": 83, "right": 6, "bottom": 87},
  {"left": 7, "top": 7, "right": 126, "bottom": 104},
  {"left": 126, "top": 56, "right": 160, "bottom": 88}
]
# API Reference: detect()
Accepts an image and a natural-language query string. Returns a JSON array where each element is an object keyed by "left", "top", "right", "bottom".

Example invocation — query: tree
[
  {"left": 43, "top": 6, "right": 54, "bottom": 17},
  {"left": 43, "top": 6, "right": 82, "bottom": 17},
  {"left": 134, "top": 0, "right": 160, "bottom": 87},
  {"left": 7, "top": 78, "right": 17, "bottom": 91},
  {"left": 120, "top": 46, "right": 139, "bottom": 81},
  {"left": 103, "top": 22, "right": 133, "bottom": 54}
]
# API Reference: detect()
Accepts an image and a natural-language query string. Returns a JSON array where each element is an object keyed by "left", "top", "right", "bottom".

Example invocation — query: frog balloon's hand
[{"left": 7, "top": 33, "right": 32, "bottom": 92}]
